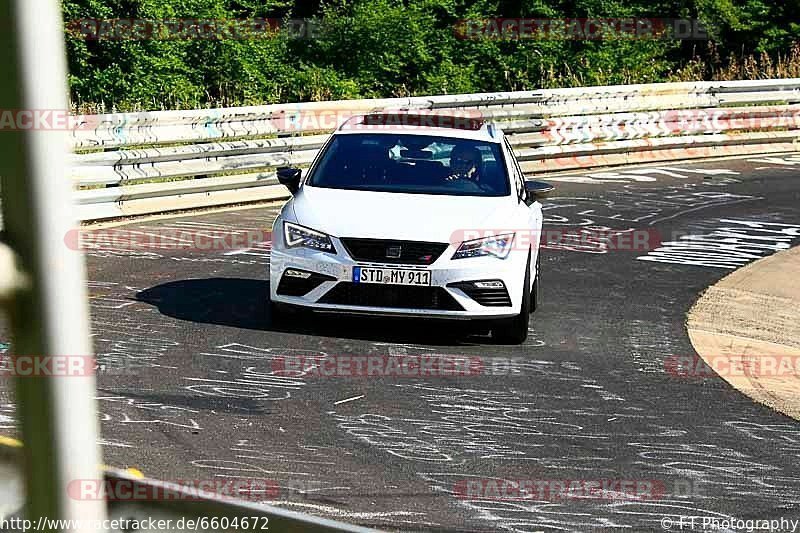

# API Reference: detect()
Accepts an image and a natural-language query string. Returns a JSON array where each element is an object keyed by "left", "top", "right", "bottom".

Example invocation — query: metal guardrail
[{"left": 72, "top": 79, "right": 800, "bottom": 221}]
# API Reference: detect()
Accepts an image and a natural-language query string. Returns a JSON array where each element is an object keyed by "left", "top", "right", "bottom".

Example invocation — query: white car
[{"left": 269, "top": 113, "right": 553, "bottom": 343}]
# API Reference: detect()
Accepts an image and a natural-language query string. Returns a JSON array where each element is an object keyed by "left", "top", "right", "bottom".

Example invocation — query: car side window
[{"left": 504, "top": 138, "right": 525, "bottom": 202}]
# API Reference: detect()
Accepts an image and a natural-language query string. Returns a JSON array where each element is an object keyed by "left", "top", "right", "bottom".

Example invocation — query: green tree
[{"left": 61, "top": 0, "right": 800, "bottom": 111}]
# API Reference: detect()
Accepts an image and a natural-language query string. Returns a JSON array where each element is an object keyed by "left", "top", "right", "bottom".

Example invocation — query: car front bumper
[{"left": 269, "top": 233, "right": 529, "bottom": 320}]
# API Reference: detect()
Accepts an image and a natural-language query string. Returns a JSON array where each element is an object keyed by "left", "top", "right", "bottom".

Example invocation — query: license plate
[{"left": 352, "top": 266, "right": 431, "bottom": 286}]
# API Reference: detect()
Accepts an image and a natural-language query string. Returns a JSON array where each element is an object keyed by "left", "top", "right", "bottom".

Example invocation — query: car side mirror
[
  {"left": 524, "top": 180, "right": 554, "bottom": 205},
  {"left": 277, "top": 167, "right": 302, "bottom": 194}
]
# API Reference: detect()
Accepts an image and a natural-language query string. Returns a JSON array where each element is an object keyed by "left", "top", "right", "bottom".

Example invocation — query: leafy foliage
[{"left": 62, "top": 0, "right": 800, "bottom": 111}]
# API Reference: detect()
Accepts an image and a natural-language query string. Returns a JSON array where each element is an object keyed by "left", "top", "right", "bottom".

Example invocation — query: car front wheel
[
  {"left": 491, "top": 252, "right": 531, "bottom": 344},
  {"left": 531, "top": 251, "right": 539, "bottom": 314}
]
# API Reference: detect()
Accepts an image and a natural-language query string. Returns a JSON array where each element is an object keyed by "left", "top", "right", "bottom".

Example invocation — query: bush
[{"left": 62, "top": 0, "right": 800, "bottom": 111}]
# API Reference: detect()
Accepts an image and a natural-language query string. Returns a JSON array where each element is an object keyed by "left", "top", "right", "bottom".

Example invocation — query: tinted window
[{"left": 308, "top": 134, "right": 510, "bottom": 197}]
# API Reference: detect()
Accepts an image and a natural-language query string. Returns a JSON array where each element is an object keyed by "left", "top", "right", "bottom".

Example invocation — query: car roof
[{"left": 336, "top": 112, "right": 503, "bottom": 143}]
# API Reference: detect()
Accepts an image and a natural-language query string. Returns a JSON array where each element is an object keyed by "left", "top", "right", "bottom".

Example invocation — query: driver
[{"left": 446, "top": 145, "right": 482, "bottom": 182}]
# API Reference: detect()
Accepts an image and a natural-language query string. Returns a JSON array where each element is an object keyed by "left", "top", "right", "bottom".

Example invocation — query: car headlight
[
  {"left": 452, "top": 233, "right": 514, "bottom": 259},
  {"left": 283, "top": 222, "right": 335, "bottom": 253}
]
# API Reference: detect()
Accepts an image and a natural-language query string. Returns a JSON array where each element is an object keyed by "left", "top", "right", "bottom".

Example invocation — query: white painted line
[
  {"left": 656, "top": 166, "right": 740, "bottom": 175},
  {"left": 647, "top": 197, "right": 763, "bottom": 225},
  {"left": 748, "top": 157, "right": 799, "bottom": 165},
  {"left": 624, "top": 168, "right": 687, "bottom": 178},
  {"left": 334, "top": 395, "right": 365, "bottom": 406}
]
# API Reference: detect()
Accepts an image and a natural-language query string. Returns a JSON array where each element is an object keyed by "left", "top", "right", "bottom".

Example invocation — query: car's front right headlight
[
  {"left": 283, "top": 222, "right": 335, "bottom": 253},
  {"left": 452, "top": 233, "right": 515, "bottom": 259}
]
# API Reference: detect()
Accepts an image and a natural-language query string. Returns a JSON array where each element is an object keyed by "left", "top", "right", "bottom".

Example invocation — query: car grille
[
  {"left": 340, "top": 238, "right": 449, "bottom": 265},
  {"left": 319, "top": 283, "right": 464, "bottom": 311},
  {"left": 448, "top": 281, "right": 513, "bottom": 307}
]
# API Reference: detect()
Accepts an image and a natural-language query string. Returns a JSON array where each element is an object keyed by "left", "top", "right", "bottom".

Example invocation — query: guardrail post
[{"left": 0, "top": 0, "right": 107, "bottom": 530}]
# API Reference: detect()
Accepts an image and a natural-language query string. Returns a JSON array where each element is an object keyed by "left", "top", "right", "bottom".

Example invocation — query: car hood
[{"left": 290, "top": 186, "right": 513, "bottom": 243}]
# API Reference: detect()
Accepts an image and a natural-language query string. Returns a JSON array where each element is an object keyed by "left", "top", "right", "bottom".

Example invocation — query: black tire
[
  {"left": 491, "top": 252, "right": 531, "bottom": 344},
  {"left": 530, "top": 251, "right": 540, "bottom": 314}
]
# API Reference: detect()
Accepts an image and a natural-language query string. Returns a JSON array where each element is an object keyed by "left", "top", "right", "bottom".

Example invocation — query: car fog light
[
  {"left": 285, "top": 269, "right": 312, "bottom": 279},
  {"left": 473, "top": 280, "right": 505, "bottom": 289}
]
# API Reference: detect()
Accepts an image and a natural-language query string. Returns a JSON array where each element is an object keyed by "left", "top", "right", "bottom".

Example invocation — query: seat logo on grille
[{"left": 386, "top": 245, "right": 402, "bottom": 259}]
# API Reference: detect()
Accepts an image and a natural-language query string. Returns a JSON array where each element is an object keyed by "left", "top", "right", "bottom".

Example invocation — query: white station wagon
[{"left": 269, "top": 112, "right": 553, "bottom": 343}]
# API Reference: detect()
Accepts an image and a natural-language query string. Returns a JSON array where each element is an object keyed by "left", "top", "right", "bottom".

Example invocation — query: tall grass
[{"left": 671, "top": 42, "right": 800, "bottom": 82}]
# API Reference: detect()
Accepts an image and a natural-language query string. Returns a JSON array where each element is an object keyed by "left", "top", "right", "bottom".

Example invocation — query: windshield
[{"left": 307, "top": 133, "right": 510, "bottom": 196}]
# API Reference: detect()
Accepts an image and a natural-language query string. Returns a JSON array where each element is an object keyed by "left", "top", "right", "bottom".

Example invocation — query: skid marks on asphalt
[{"left": 547, "top": 165, "right": 740, "bottom": 184}]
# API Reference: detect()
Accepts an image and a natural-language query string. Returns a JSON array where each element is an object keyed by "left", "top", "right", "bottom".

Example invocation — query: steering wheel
[{"left": 444, "top": 177, "right": 483, "bottom": 192}]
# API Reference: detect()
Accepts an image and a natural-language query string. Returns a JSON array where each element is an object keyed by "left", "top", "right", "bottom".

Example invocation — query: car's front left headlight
[
  {"left": 283, "top": 222, "right": 335, "bottom": 253},
  {"left": 452, "top": 233, "right": 515, "bottom": 259}
]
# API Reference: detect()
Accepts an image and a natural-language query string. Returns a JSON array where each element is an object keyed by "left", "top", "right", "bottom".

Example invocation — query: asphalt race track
[{"left": 3, "top": 155, "right": 800, "bottom": 532}]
